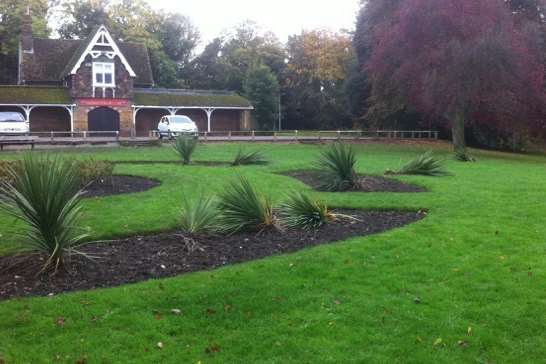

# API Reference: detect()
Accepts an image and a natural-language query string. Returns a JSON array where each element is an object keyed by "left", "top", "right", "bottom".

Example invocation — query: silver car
[{"left": 0, "top": 112, "right": 29, "bottom": 135}]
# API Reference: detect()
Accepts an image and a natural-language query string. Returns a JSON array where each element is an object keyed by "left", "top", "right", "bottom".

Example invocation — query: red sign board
[{"left": 77, "top": 98, "right": 131, "bottom": 107}]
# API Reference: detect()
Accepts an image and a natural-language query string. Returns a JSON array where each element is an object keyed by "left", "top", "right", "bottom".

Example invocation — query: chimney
[{"left": 21, "top": 6, "right": 34, "bottom": 54}]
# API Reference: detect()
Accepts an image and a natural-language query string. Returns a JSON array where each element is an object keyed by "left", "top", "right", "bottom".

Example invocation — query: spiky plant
[
  {"left": 218, "top": 176, "right": 275, "bottom": 234},
  {"left": 172, "top": 136, "right": 198, "bottom": 165},
  {"left": 180, "top": 195, "right": 220, "bottom": 236},
  {"left": 279, "top": 192, "right": 335, "bottom": 230},
  {"left": 0, "top": 155, "right": 88, "bottom": 273},
  {"left": 387, "top": 151, "right": 449, "bottom": 176},
  {"left": 316, "top": 142, "right": 359, "bottom": 191},
  {"left": 454, "top": 149, "right": 476, "bottom": 162},
  {"left": 231, "top": 148, "right": 268, "bottom": 166}
]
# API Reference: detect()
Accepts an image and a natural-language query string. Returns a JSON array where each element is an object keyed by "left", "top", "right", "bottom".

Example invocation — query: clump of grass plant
[
  {"left": 231, "top": 148, "right": 268, "bottom": 166},
  {"left": 386, "top": 151, "right": 449, "bottom": 176},
  {"left": 454, "top": 149, "right": 477, "bottom": 162},
  {"left": 218, "top": 176, "right": 276, "bottom": 234},
  {"left": 316, "top": 142, "right": 359, "bottom": 191},
  {"left": 172, "top": 136, "right": 198, "bottom": 165},
  {"left": 179, "top": 195, "right": 220, "bottom": 252},
  {"left": 0, "top": 154, "right": 88, "bottom": 273},
  {"left": 279, "top": 192, "right": 335, "bottom": 230}
]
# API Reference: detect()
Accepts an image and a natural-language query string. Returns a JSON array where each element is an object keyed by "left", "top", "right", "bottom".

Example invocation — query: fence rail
[{"left": 10, "top": 130, "right": 438, "bottom": 143}]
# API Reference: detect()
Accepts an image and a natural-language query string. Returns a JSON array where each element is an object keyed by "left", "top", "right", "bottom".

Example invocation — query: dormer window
[{"left": 93, "top": 62, "right": 115, "bottom": 87}]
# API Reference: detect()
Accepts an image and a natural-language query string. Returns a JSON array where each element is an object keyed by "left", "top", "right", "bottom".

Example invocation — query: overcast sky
[{"left": 145, "top": 0, "right": 361, "bottom": 44}]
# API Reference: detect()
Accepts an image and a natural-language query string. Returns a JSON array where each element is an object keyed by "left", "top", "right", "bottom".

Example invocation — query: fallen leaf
[
  {"left": 413, "top": 297, "right": 421, "bottom": 304},
  {"left": 205, "top": 343, "right": 221, "bottom": 354},
  {"left": 171, "top": 309, "right": 182, "bottom": 315},
  {"left": 224, "top": 304, "right": 232, "bottom": 312},
  {"left": 467, "top": 326, "right": 472, "bottom": 336},
  {"left": 206, "top": 308, "right": 216, "bottom": 316},
  {"left": 75, "top": 358, "right": 87, "bottom": 364},
  {"left": 433, "top": 338, "right": 443, "bottom": 346},
  {"left": 458, "top": 340, "right": 468, "bottom": 347},
  {"left": 415, "top": 336, "right": 422, "bottom": 344},
  {"left": 55, "top": 317, "right": 66, "bottom": 327},
  {"left": 334, "top": 300, "right": 341, "bottom": 305},
  {"left": 157, "top": 342, "right": 164, "bottom": 350},
  {"left": 154, "top": 313, "right": 162, "bottom": 320}
]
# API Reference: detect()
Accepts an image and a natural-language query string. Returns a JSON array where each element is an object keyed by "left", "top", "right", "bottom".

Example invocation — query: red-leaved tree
[{"left": 366, "top": 0, "right": 545, "bottom": 152}]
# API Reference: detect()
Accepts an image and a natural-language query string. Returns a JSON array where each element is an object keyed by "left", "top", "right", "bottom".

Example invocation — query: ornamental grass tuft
[
  {"left": 279, "top": 192, "right": 335, "bottom": 230},
  {"left": 316, "top": 142, "right": 359, "bottom": 191},
  {"left": 180, "top": 195, "right": 220, "bottom": 237},
  {"left": 218, "top": 176, "right": 276, "bottom": 234},
  {"left": 0, "top": 154, "right": 88, "bottom": 273},
  {"left": 386, "top": 151, "right": 450, "bottom": 176},
  {"left": 231, "top": 148, "right": 268, "bottom": 166},
  {"left": 172, "top": 136, "right": 198, "bottom": 165}
]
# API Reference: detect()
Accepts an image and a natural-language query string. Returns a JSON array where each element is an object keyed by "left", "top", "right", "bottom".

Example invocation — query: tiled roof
[
  {"left": 0, "top": 86, "right": 72, "bottom": 104},
  {"left": 133, "top": 89, "right": 253, "bottom": 108}
]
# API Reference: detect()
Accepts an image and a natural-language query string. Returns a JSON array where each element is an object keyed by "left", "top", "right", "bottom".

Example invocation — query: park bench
[{"left": 0, "top": 136, "right": 37, "bottom": 151}]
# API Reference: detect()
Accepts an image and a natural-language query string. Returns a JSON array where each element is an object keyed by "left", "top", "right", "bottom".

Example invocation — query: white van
[{"left": 0, "top": 112, "right": 29, "bottom": 135}]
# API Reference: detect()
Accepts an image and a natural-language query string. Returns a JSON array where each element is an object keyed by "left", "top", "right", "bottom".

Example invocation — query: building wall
[
  {"left": 69, "top": 55, "right": 133, "bottom": 99},
  {"left": 29, "top": 107, "right": 70, "bottom": 132},
  {"left": 134, "top": 108, "right": 245, "bottom": 136}
]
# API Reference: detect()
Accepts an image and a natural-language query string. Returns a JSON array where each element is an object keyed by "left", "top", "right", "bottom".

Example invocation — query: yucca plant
[
  {"left": 279, "top": 192, "right": 335, "bottom": 230},
  {"left": 386, "top": 151, "right": 449, "bottom": 176},
  {"left": 172, "top": 136, "right": 198, "bottom": 164},
  {"left": 454, "top": 149, "right": 476, "bottom": 162},
  {"left": 316, "top": 142, "right": 359, "bottom": 191},
  {"left": 218, "top": 176, "right": 276, "bottom": 234},
  {"left": 0, "top": 155, "right": 88, "bottom": 273},
  {"left": 179, "top": 195, "right": 220, "bottom": 252},
  {"left": 231, "top": 148, "right": 268, "bottom": 166}
]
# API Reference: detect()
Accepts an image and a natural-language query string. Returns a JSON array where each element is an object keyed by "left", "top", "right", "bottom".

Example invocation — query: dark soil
[
  {"left": 283, "top": 171, "right": 427, "bottom": 193},
  {"left": 112, "top": 160, "right": 231, "bottom": 167},
  {"left": 0, "top": 209, "right": 425, "bottom": 300},
  {"left": 83, "top": 175, "right": 161, "bottom": 198}
]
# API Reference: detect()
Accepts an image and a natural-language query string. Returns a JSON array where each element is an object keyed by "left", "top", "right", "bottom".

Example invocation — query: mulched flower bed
[
  {"left": 282, "top": 171, "right": 427, "bottom": 193},
  {"left": 0, "top": 209, "right": 425, "bottom": 300},
  {"left": 83, "top": 175, "right": 161, "bottom": 198}
]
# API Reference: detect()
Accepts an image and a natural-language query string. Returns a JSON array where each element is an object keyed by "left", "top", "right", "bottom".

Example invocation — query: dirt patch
[
  {"left": 112, "top": 160, "right": 231, "bottom": 167},
  {"left": 0, "top": 209, "right": 425, "bottom": 300},
  {"left": 83, "top": 175, "right": 160, "bottom": 198},
  {"left": 283, "top": 171, "right": 426, "bottom": 193}
]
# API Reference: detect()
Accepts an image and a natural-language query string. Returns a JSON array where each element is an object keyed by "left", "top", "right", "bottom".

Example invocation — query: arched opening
[
  {"left": 29, "top": 107, "right": 71, "bottom": 134},
  {"left": 88, "top": 107, "right": 120, "bottom": 135}
]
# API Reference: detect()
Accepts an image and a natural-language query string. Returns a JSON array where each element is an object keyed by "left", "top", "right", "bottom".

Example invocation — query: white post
[
  {"left": 66, "top": 106, "right": 74, "bottom": 133},
  {"left": 204, "top": 108, "right": 215, "bottom": 132}
]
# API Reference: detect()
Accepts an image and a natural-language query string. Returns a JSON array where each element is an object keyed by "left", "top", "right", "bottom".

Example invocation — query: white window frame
[{"left": 92, "top": 62, "right": 115, "bottom": 88}]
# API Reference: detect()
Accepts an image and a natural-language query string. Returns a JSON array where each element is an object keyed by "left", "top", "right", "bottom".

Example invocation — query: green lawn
[{"left": 1, "top": 142, "right": 545, "bottom": 363}]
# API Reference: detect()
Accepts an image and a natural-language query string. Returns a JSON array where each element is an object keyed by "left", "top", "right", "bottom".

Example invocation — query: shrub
[
  {"left": 231, "top": 148, "right": 268, "bottom": 166},
  {"left": 180, "top": 195, "right": 220, "bottom": 237},
  {"left": 386, "top": 151, "right": 449, "bottom": 176},
  {"left": 279, "top": 192, "right": 335, "bottom": 230},
  {"left": 172, "top": 136, "right": 198, "bottom": 165},
  {"left": 316, "top": 142, "right": 359, "bottom": 191},
  {"left": 0, "top": 160, "right": 21, "bottom": 185},
  {"left": 454, "top": 149, "right": 477, "bottom": 162},
  {"left": 0, "top": 154, "right": 88, "bottom": 273},
  {"left": 218, "top": 176, "right": 276, "bottom": 234},
  {"left": 74, "top": 158, "right": 114, "bottom": 185}
]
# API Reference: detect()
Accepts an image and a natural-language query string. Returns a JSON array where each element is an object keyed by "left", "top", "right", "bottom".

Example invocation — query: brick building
[{"left": 0, "top": 15, "right": 252, "bottom": 137}]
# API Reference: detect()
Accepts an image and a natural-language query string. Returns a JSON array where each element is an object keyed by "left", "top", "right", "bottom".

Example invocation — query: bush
[
  {"left": 386, "top": 151, "right": 449, "bottom": 176},
  {"left": 74, "top": 159, "right": 114, "bottom": 185},
  {"left": 0, "top": 154, "right": 88, "bottom": 273},
  {"left": 0, "top": 160, "right": 21, "bottom": 185},
  {"left": 180, "top": 195, "right": 220, "bottom": 236},
  {"left": 218, "top": 176, "right": 276, "bottom": 234},
  {"left": 454, "top": 150, "right": 477, "bottom": 162},
  {"left": 279, "top": 192, "right": 335, "bottom": 230},
  {"left": 232, "top": 148, "right": 268, "bottom": 166},
  {"left": 172, "top": 136, "right": 198, "bottom": 164},
  {"left": 316, "top": 142, "right": 359, "bottom": 191}
]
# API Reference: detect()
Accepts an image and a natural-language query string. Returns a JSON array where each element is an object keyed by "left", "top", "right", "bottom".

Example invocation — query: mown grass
[{"left": 0, "top": 142, "right": 545, "bottom": 363}]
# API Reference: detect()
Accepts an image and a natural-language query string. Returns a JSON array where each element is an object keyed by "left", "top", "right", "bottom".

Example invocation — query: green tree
[
  {"left": 0, "top": 0, "right": 50, "bottom": 84},
  {"left": 57, "top": 0, "right": 110, "bottom": 39},
  {"left": 243, "top": 64, "right": 280, "bottom": 130}
]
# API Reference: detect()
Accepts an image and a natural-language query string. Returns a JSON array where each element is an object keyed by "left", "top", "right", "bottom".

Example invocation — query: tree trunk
[{"left": 451, "top": 112, "right": 466, "bottom": 153}]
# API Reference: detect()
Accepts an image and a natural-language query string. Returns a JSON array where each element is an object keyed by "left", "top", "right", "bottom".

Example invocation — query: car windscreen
[
  {"left": 0, "top": 112, "right": 25, "bottom": 123},
  {"left": 170, "top": 116, "right": 193, "bottom": 124}
]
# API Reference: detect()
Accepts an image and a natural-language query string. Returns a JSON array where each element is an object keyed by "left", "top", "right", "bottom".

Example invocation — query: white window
[{"left": 93, "top": 62, "right": 115, "bottom": 87}]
